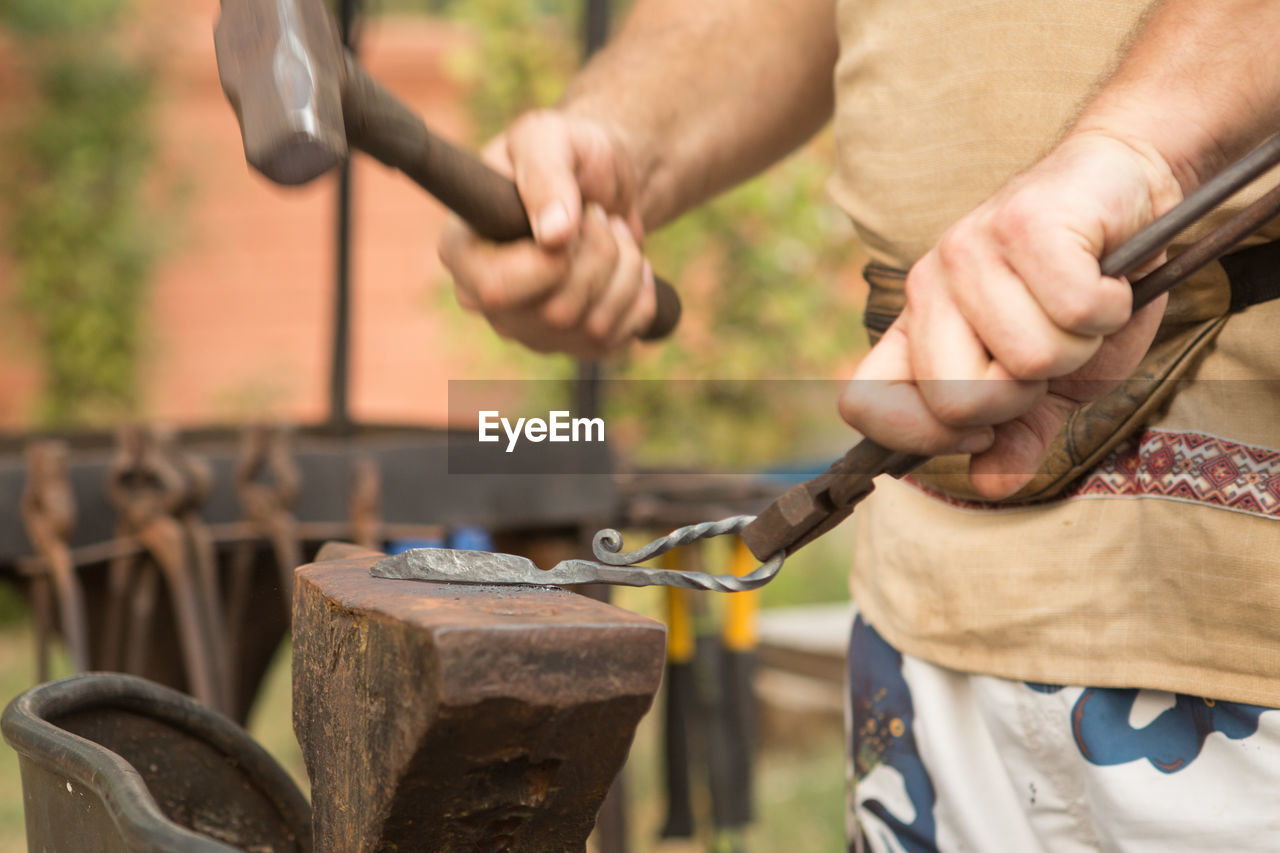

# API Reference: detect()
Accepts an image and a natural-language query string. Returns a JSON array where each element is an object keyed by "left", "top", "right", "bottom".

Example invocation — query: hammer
[{"left": 214, "top": 0, "right": 681, "bottom": 340}]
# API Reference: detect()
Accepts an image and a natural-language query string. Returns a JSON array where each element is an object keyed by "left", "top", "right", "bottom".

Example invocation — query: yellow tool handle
[
  {"left": 663, "top": 550, "right": 696, "bottom": 663},
  {"left": 721, "top": 540, "right": 758, "bottom": 652}
]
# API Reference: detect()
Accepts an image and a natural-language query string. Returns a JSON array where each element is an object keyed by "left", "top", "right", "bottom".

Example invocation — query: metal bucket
[{"left": 2, "top": 673, "right": 311, "bottom": 852}]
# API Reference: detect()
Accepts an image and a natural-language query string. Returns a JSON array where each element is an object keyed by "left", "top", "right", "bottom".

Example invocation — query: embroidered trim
[{"left": 911, "top": 429, "right": 1280, "bottom": 520}]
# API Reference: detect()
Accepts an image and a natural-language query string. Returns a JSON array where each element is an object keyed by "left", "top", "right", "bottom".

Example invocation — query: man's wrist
[
  {"left": 556, "top": 94, "right": 670, "bottom": 229},
  {"left": 1071, "top": 95, "right": 1228, "bottom": 198},
  {"left": 1060, "top": 125, "right": 1188, "bottom": 224},
  {"left": 1065, "top": 1, "right": 1280, "bottom": 197}
]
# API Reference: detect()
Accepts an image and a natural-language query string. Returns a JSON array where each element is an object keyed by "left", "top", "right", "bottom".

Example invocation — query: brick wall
[{"left": 1, "top": 2, "right": 493, "bottom": 430}]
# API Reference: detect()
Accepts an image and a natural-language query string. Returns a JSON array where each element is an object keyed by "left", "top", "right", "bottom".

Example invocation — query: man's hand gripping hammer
[{"left": 213, "top": 0, "right": 681, "bottom": 340}]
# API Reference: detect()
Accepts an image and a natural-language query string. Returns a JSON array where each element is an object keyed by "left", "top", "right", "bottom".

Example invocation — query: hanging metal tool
[
  {"left": 103, "top": 426, "right": 231, "bottom": 714},
  {"left": 153, "top": 428, "right": 234, "bottom": 710},
  {"left": 375, "top": 130, "right": 1280, "bottom": 591},
  {"left": 19, "top": 441, "right": 89, "bottom": 675},
  {"left": 233, "top": 424, "right": 303, "bottom": 610}
]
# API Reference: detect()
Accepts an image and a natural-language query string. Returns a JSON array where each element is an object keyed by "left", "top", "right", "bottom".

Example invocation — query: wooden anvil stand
[{"left": 292, "top": 543, "right": 666, "bottom": 852}]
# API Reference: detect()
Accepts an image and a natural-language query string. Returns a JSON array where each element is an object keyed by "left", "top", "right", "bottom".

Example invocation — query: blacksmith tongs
[{"left": 374, "top": 131, "right": 1280, "bottom": 592}]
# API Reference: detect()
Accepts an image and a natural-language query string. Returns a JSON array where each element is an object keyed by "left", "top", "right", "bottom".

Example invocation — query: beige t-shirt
[{"left": 830, "top": 0, "right": 1280, "bottom": 704}]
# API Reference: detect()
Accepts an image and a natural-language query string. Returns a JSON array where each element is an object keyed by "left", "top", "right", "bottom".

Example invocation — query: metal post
[
  {"left": 583, "top": 0, "right": 611, "bottom": 58},
  {"left": 330, "top": 0, "right": 363, "bottom": 435},
  {"left": 574, "top": 6, "right": 628, "bottom": 851},
  {"left": 573, "top": 0, "right": 611, "bottom": 424}
]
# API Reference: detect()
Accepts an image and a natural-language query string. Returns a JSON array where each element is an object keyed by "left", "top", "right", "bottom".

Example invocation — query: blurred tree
[
  {"left": 443, "top": 0, "right": 580, "bottom": 141},
  {"left": 1, "top": 0, "right": 164, "bottom": 427},
  {"left": 619, "top": 148, "right": 865, "bottom": 468}
]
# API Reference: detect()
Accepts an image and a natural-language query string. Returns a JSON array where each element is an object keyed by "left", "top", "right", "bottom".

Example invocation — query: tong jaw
[{"left": 739, "top": 439, "right": 924, "bottom": 561}]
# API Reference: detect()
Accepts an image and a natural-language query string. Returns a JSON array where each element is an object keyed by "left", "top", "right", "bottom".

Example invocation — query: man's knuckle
[
  {"left": 934, "top": 227, "right": 978, "bottom": 270},
  {"left": 989, "top": 198, "right": 1038, "bottom": 249},
  {"left": 513, "top": 109, "right": 550, "bottom": 137},
  {"left": 1002, "top": 343, "right": 1057, "bottom": 379},
  {"left": 903, "top": 267, "right": 934, "bottom": 309},
  {"left": 437, "top": 228, "right": 464, "bottom": 268},
  {"left": 837, "top": 390, "right": 869, "bottom": 427},
  {"left": 528, "top": 107, "right": 558, "bottom": 127},
  {"left": 544, "top": 252, "right": 571, "bottom": 281},
  {"left": 542, "top": 294, "right": 586, "bottom": 331},
  {"left": 472, "top": 269, "right": 510, "bottom": 313},
  {"left": 585, "top": 312, "right": 614, "bottom": 344},
  {"left": 437, "top": 244, "right": 456, "bottom": 273},
  {"left": 452, "top": 279, "right": 477, "bottom": 312},
  {"left": 1052, "top": 292, "right": 1103, "bottom": 332},
  {"left": 574, "top": 237, "right": 616, "bottom": 284},
  {"left": 614, "top": 231, "right": 640, "bottom": 268},
  {"left": 930, "top": 391, "right": 984, "bottom": 427},
  {"left": 600, "top": 230, "right": 621, "bottom": 267}
]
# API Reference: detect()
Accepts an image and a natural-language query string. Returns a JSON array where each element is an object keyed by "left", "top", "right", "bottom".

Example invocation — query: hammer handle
[{"left": 341, "top": 57, "right": 681, "bottom": 341}]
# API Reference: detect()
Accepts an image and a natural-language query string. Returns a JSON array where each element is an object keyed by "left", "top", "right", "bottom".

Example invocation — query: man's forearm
[
  {"left": 561, "top": 0, "right": 838, "bottom": 229},
  {"left": 1075, "top": 0, "right": 1280, "bottom": 193}
]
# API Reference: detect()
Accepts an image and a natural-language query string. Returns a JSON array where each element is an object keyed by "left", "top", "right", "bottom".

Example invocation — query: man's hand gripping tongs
[{"left": 374, "top": 131, "right": 1280, "bottom": 591}]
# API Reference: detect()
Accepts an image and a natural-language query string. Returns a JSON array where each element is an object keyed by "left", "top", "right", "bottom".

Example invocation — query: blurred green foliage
[
  {"left": 445, "top": 0, "right": 579, "bottom": 141},
  {"left": 418, "top": 0, "right": 865, "bottom": 467},
  {"left": 0, "top": 0, "right": 125, "bottom": 34},
  {"left": 0, "top": 581, "right": 28, "bottom": 629},
  {"left": 1, "top": 0, "right": 162, "bottom": 426},
  {"left": 620, "top": 153, "right": 863, "bottom": 467}
]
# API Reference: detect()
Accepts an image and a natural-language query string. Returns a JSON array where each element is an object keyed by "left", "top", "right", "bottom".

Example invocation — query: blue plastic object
[
  {"left": 385, "top": 535, "right": 445, "bottom": 556},
  {"left": 448, "top": 525, "right": 494, "bottom": 552}
]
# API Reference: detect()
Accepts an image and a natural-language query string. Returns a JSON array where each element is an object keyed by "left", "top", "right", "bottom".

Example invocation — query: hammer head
[{"left": 214, "top": 0, "right": 348, "bottom": 185}]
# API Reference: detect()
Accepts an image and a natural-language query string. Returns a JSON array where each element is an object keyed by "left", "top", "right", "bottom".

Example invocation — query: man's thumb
[{"left": 507, "top": 112, "right": 584, "bottom": 248}]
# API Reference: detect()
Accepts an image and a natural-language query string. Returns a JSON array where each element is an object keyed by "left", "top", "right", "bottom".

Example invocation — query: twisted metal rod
[
  {"left": 592, "top": 515, "right": 755, "bottom": 564},
  {"left": 372, "top": 516, "right": 787, "bottom": 592},
  {"left": 585, "top": 516, "right": 785, "bottom": 592}
]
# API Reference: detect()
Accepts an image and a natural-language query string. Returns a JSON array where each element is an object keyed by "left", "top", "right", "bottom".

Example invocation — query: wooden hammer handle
[{"left": 341, "top": 55, "right": 681, "bottom": 341}]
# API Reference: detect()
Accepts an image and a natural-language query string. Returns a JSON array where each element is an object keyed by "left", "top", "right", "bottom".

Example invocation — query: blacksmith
[{"left": 439, "top": 1, "right": 1280, "bottom": 849}]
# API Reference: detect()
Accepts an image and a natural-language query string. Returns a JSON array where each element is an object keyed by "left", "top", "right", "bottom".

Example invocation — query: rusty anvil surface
[{"left": 293, "top": 545, "right": 666, "bottom": 853}]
